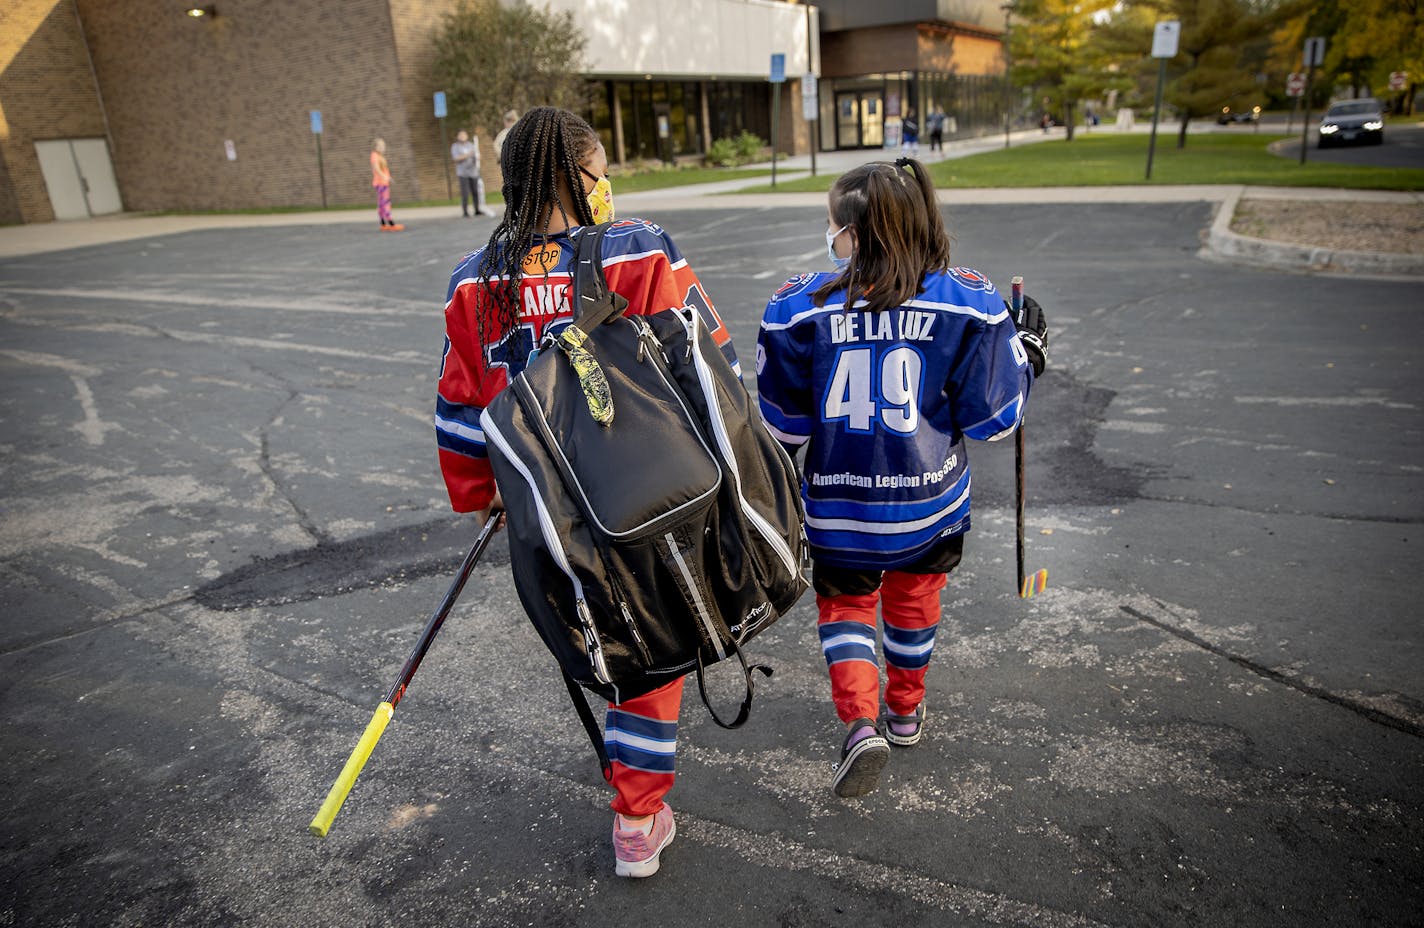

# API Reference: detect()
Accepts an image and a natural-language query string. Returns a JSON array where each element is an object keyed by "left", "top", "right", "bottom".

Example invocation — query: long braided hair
[{"left": 473, "top": 107, "right": 600, "bottom": 349}]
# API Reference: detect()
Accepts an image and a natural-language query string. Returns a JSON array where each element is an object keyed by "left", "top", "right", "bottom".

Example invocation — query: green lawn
[
  {"left": 741, "top": 133, "right": 1424, "bottom": 194},
  {"left": 612, "top": 166, "right": 774, "bottom": 192}
]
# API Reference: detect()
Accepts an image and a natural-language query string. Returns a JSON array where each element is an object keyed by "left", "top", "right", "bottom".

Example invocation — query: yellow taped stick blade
[
  {"left": 1019, "top": 569, "right": 1048, "bottom": 599},
  {"left": 309, "top": 702, "right": 394, "bottom": 837}
]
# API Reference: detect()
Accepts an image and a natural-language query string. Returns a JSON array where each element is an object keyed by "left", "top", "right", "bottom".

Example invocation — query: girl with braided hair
[
  {"left": 756, "top": 157, "right": 1049, "bottom": 798},
  {"left": 433, "top": 107, "right": 737, "bottom": 878}
]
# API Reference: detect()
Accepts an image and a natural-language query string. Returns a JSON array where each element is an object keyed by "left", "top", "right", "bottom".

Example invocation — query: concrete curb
[{"left": 1204, "top": 186, "right": 1424, "bottom": 279}]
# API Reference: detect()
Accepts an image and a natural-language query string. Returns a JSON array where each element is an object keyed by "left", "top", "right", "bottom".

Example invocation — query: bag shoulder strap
[
  {"left": 571, "top": 223, "right": 628, "bottom": 333},
  {"left": 563, "top": 669, "right": 613, "bottom": 783}
]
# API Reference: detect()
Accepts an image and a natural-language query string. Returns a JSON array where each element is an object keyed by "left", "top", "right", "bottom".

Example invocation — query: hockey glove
[{"left": 1008, "top": 294, "right": 1049, "bottom": 377}]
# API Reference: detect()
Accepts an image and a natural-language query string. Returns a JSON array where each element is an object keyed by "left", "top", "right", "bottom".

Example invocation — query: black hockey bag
[{"left": 480, "top": 223, "right": 807, "bottom": 777}]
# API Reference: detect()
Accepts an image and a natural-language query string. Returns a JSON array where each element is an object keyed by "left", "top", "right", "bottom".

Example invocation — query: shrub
[
  {"left": 733, "top": 131, "right": 764, "bottom": 160},
  {"left": 705, "top": 137, "right": 741, "bottom": 166}
]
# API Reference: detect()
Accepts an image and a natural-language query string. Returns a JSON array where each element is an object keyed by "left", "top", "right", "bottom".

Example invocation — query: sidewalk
[{"left": 3, "top": 127, "right": 1420, "bottom": 278}]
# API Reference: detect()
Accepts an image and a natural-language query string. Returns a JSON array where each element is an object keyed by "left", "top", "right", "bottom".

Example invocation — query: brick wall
[
  {"left": 919, "top": 28, "right": 1004, "bottom": 75},
  {"left": 0, "top": 0, "right": 110, "bottom": 223},
  {"left": 71, "top": 0, "right": 415, "bottom": 212},
  {"left": 819, "top": 25, "right": 918, "bottom": 79}
]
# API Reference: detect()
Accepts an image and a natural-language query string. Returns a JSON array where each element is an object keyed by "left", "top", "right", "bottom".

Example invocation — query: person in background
[
  {"left": 451, "top": 129, "right": 494, "bottom": 218},
  {"left": 370, "top": 138, "right": 404, "bottom": 232},
  {"left": 927, "top": 105, "right": 946, "bottom": 152},
  {"left": 900, "top": 108, "right": 920, "bottom": 156},
  {"left": 434, "top": 106, "right": 736, "bottom": 879},
  {"left": 493, "top": 108, "right": 519, "bottom": 168},
  {"left": 755, "top": 157, "right": 1049, "bottom": 799}
]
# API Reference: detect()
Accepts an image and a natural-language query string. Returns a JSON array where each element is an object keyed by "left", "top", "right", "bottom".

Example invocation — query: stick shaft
[
  {"left": 309, "top": 702, "right": 393, "bottom": 836},
  {"left": 383, "top": 512, "right": 502, "bottom": 708},
  {"left": 1011, "top": 275, "right": 1027, "bottom": 596},
  {"left": 309, "top": 513, "right": 502, "bottom": 838},
  {"left": 1015, "top": 426, "right": 1026, "bottom": 595}
]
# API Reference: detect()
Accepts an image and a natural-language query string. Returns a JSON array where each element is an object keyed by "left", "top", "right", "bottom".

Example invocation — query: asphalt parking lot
[{"left": 1, "top": 198, "right": 1420, "bottom": 927}]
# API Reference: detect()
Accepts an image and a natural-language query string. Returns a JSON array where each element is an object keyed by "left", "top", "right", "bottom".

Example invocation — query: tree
[
  {"left": 1008, "top": 0, "right": 1118, "bottom": 140},
  {"left": 432, "top": 0, "right": 591, "bottom": 140},
  {"left": 1280, "top": 0, "right": 1424, "bottom": 113},
  {"left": 1109, "top": 0, "right": 1304, "bottom": 147}
]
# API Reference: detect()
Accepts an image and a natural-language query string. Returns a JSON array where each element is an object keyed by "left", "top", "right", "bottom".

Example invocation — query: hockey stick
[
  {"left": 1011, "top": 277, "right": 1048, "bottom": 599},
  {"left": 309, "top": 511, "right": 503, "bottom": 837}
]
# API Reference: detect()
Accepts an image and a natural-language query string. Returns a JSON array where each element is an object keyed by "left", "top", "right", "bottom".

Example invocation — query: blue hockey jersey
[{"left": 756, "top": 267, "right": 1033, "bottom": 569}]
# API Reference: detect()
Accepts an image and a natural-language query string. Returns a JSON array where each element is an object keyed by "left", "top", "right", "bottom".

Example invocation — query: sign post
[
  {"left": 801, "top": 72, "right": 819, "bottom": 177},
  {"left": 310, "top": 110, "right": 327, "bottom": 209},
  {"left": 1145, "top": 20, "right": 1180, "bottom": 180},
  {"left": 1299, "top": 38, "right": 1325, "bottom": 165},
  {"left": 769, "top": 53, "right": 786, "bottom": 188},
  {"left": 434, "top": 91, "right": 451, "bottom": 199},
  {"left": 1285, "top": 72, "right": 1304, "bottom": 134}
]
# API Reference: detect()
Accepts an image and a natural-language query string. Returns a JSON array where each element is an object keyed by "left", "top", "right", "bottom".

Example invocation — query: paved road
[
  {"left": 1, "top": 202, "right": 1420, "bottom": 927},
  {"left": 1270, "top": 123, "right": 1424, "bottom": 169}
]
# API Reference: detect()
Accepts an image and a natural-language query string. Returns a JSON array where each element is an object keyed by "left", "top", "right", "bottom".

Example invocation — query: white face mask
[{"left": 825, "top": 224, "right": 850, "bottom": 270}]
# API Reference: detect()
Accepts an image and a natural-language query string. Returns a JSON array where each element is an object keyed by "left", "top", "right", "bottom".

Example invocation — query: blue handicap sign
[
  {"left": 309, "top": 110, "right": 322, "bottom": 134},
  {"left": 770, "top": 54, "right": 786, "bottom": 84},
  {"left": 434, "top": 91, "right": 448, "bottom": 118}
]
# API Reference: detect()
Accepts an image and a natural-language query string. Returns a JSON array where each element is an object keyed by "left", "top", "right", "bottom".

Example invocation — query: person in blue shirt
[{"left": 756, "top": 157, "right": 1048, "bottom": 798}]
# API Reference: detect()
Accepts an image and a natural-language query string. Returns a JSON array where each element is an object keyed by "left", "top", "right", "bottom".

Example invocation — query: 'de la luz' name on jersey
[
  {"left": 435, "top": 218, "right": 736, "bottom": 514},
  {"left": 756, "top": 267, "right": 1034, "bottom": 569}
]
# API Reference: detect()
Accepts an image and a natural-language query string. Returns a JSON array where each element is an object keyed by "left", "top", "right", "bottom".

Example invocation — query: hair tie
[{"left": 893, "top": 157, "right": 913, "bottom": 169}]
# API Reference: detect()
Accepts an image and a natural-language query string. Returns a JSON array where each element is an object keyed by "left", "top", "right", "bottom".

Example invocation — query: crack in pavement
[
  {"left": 193, "top": 515, "right": 496, "bottom": 610},
  {"left": 1121, "top": 603, "right": 1422, "bottom": 738}
]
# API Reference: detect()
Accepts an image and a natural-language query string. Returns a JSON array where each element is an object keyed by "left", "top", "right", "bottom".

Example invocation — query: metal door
[
  {"left": 33, "top": 138, "right": 122, "bottom": 220},
  {"left": 833, "top": 91, "right": 884, "bottom": 149}
]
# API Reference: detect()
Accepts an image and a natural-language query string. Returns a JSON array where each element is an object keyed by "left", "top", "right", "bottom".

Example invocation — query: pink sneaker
[{"left": 612, "top": 802, "right": 676, "bottom": 878}]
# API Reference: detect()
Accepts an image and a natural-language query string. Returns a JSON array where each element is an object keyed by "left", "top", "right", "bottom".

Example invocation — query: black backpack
[{"left": 480, "top": 223, "right": 807, "bottom": 777}]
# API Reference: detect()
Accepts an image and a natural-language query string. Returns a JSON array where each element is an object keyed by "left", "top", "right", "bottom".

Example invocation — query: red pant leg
[
  {"left": 605, "top": 675, "right": 684, "bottom": 817},
  {"left": 879, "top": 571, "right": 946, "bottom": 716},
  {"left": 816, "top": 591, "right": 882, "bottom": 723}
]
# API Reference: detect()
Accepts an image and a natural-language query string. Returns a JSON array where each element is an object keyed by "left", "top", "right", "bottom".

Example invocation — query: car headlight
[
  {"left": 1364, "top": 120, "right": 1383, "bottom": 130},
  {"left": 1319, "top": 124, "right": 1339, "bottom": 134}
]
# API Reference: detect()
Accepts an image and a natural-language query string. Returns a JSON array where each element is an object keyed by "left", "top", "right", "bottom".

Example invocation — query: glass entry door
[{"left": 834, "top": 91, "right": 884, "bottom": 149}]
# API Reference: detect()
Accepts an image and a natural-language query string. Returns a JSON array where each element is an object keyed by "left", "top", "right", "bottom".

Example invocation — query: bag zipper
[{"left": 620, "top": 601, "right": 653, "bottom": 665}]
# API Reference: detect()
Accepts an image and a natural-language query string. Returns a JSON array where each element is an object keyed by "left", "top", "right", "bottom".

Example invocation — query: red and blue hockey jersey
[
  {"left": 436, "top": 218, "right": 736, "bottom": 513},
  {"left": 756, "top": 267, "right": 1033, "bottom": 569}
]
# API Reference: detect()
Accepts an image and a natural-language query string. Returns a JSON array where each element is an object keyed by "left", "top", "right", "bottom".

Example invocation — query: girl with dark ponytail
[
  {"left": 433, "top": 107, "right": 737, "bottom": 879},
  {"left": 757, "top": 156, "right": 1049, "bottom": 799}
]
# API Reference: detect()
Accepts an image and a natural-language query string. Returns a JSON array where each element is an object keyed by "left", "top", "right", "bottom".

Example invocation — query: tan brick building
[{"left": 1, "top": 0, "right": 1006, "bottom": 224}]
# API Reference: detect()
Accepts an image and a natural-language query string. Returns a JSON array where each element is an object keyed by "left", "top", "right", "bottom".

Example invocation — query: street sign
[
  {"left": 309, "top": 110, "right": 322, "bottom": 134},
  {"left": 769, "top": 53, "right": 786, "bottom": 83},
  {"left": 1390, "top": 71, "right": 1407, "bottom": 91},
  {"left": 1151, "top": 21, "right": 1180, "bottom": 59},
  {"left": 1303, "top": 37, "right": 1326, "bottom": 68},
  {"left": 433, "top": 91, "right": 447, "bottom": 119},
  {"left": 801, "top": 72, "right": 818, "bottom": 121},
  {"left": 1286, "top": 73, "right": 1305, "bottom": 97}
]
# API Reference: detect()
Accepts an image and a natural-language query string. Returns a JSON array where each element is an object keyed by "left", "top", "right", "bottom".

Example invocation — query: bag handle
[{"left": 694, "top": 644, "right": 774, "bottom": 730}]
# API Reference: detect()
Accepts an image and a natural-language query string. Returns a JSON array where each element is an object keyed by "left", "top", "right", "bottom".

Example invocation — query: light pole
[{"left": 1001, "top": 4, "right": 1014, "bottom": 149}]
